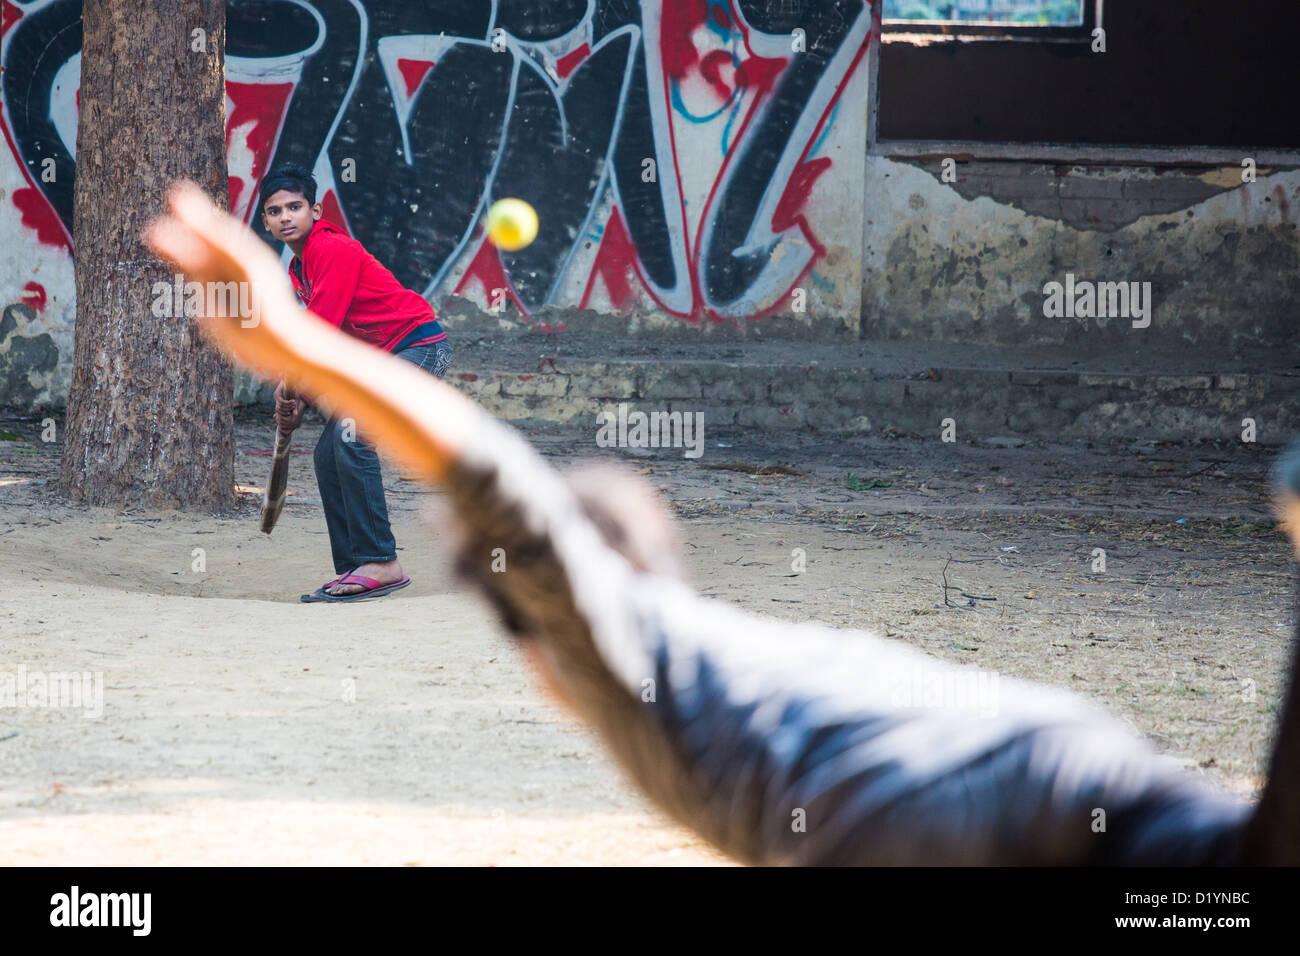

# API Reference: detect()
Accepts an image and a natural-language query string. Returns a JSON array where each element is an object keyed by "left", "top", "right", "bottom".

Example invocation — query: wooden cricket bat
[{"left": 259, "top": 386, "right": 294, "bottom": 534}]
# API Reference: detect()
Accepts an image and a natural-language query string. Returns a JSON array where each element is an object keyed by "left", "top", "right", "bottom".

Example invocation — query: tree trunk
[{"left": 60, "top": 0, "right": 234, "bottom": 510}]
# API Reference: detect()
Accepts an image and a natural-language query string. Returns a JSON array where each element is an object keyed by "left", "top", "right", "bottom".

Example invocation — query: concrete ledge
[{"left": 234, "top": 334, "right": 1300, "bottom": 444}]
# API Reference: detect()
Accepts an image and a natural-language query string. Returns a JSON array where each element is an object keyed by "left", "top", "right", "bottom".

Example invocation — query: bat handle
[{"left": 275, "top": 383, "right": 299, "bottom": 441}]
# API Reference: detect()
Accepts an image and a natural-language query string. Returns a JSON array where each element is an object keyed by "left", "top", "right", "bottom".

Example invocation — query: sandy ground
[{"left": 0, "top": 410, "right": 1291, "bottom": 865}]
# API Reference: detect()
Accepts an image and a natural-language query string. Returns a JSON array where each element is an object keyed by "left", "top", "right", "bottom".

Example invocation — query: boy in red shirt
[{"left": 259, "top": 164, "right": 450, "bottom": 602}]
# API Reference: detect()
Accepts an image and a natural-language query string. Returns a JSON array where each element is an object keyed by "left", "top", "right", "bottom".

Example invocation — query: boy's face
[{"left": 261, "top": 188, "right": 321, "bottom": 244}]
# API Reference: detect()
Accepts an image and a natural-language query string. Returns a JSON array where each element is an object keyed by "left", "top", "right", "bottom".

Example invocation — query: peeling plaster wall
[
  {"left": 862, "top": 157, "right": 1300, "bottom": 357},
  {"left": 0, "top": 176, "right": 73, "bottom": 411}
]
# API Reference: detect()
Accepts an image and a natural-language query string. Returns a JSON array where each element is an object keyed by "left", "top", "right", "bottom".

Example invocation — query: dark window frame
[
  {"left": 882, "top": 0, "right": 1100, "bottom": 44},
  {"left": 867, "top": 0, "right": 1300, "bottom": 163}
]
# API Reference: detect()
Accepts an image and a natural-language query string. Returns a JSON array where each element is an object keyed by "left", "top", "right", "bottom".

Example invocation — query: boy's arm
[
  {"left": 303, "top": 235, "right": 362, "bottom": 331},
  {"left": 295, "top": 236, "right": 363, "bottom": 406}
]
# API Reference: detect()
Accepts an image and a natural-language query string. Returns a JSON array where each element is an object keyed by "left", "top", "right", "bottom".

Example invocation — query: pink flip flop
[
  {"left": 300, "top": 570, "right": 355, "bottom": 603},
  {"left": 318, "top": 573, "right": 411, "bottom": 602}
]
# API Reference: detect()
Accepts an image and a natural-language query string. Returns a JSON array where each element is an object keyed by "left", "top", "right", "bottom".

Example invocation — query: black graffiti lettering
[
  {"left": 492, "top": 31, "right": 635, "bottom": 310},
  {"left": 699, "top": 0, "right": 868, "bottom": 314},
  {"left": 2, "top": 0, "right": 866, "bottom": 320},
  {"left": 3, "top": 0, "right": 82, "bottom": 237},
  {"left": 240, "top": 0, "right": 363, "bottom": 241},
  {"left": 493, "top": 0, "right": 589, "bottom": 42},
  {"left": 336, "top": 40, "right": 512, "bottom": 292},
  {"left": 612, "top": 37, "right": 688, "bottom": 307}
]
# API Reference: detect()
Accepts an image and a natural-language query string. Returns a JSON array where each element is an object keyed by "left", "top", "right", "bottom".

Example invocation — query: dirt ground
[{"left": 0, "top": 408, "right": 1291, "bottom": 865}]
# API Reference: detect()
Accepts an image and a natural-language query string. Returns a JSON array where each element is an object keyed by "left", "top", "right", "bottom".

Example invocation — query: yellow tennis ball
[{"left": 485, "top": 198, "right": 539, "bottom": 252}]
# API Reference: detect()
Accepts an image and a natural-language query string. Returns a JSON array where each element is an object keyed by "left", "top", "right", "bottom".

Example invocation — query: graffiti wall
[{"left": 1, "top": 0, "right": 871, "bottom": 407}]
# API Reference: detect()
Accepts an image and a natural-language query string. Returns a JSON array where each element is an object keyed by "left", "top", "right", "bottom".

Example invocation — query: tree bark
[{"left": 60, "top": 0, "right": 234, "bottom": 510}]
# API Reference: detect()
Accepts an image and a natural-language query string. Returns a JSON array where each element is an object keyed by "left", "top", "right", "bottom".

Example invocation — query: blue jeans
[{"left": 313, "top": 339, "right": 451, "bottom": 575}]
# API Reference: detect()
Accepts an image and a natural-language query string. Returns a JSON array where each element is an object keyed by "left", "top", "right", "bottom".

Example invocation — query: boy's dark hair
[{"left": 259, "top": 163, "right": 317, "bottom": 208}]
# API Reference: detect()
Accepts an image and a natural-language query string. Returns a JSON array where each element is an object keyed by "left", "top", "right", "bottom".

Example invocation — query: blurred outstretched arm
[{"left": 148, "top": 182, "right": 1288, "bottom": 866}]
